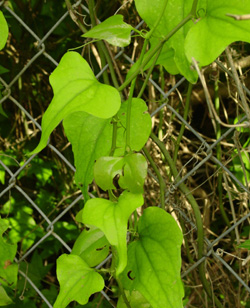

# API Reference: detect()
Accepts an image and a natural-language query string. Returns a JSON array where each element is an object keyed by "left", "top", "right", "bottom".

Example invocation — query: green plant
[{"left": 2, "top": 0, "right": 250, "bottom": 307}]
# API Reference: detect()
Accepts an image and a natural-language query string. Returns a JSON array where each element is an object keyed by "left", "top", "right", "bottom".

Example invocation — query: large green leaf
[
  {"left": 71, "top": 227, "right": 110, "bottom": 267},
  {"left": 54, "top": 254, "right": 104, "bottom": 308},
  {"left": 134, "top": 0, "right": 197, "bottom": 83},
  {"left": 0, "top": 11, "right": 8, "bottom": 50},
  {"left": 0, "top": 218, "right": 18, "bottom": 288},
  {"left": 94, "top": 153, "right": 147, "bottom": 193},
  {"left": 79, "top": 191, "right": 144, "bottom": 276},
  {"left": 121, "top": 207, "right": 184, "bottom": 308},
  {"left": 63, "top": 111, "right": 112, "bottom": 199},
  {"left": 82, "top": 15, "right": 134, "bottom": 47},
  {"left": 116, "top": 98, "right": 152, "bottom": 154},
  {"left": 185, "top": 0, "right": 250, "bottom": 67},
  {"left": 31, "top": 52, "right": 121, "bottom": 154}
]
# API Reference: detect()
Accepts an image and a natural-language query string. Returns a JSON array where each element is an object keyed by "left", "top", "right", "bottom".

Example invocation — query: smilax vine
[{"left": 1, "top": 0, "right": 250, "bottom": 307}]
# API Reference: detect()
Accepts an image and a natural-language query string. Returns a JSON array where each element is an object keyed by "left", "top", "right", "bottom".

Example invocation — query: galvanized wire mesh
[{"left": 1, "top": 0, "right": 250, "bottom": 307}]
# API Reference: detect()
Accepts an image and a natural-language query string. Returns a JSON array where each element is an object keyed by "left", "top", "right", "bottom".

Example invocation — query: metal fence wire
[{"left": 1, "top": 0, "right": 250, "bottom": 307}]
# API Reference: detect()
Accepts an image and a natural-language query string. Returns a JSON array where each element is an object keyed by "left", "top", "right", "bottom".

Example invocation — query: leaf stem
[
  {"left": 143, "top": 146, "right": 166, "bottom": 209},
  {"left": 118, "top": 11, "right": 195, "bottom": 92},
  {"left": 173, "top": 82, "right": 193, "bottom": 163},
  {"left": 116, "top": 277, "right": 132, "bottom": 308}
]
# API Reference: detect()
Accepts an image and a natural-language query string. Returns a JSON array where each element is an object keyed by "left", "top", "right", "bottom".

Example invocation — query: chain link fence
[{"left": 1, "top": 0, "right": 250, "bottom": 307}]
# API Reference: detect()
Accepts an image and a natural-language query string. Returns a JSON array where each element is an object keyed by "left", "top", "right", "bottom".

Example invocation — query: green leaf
[
  {"left": 31, "top": 51, "right": 121, "bottom": 154},
  {"left": 185, "top": 1, "right": 250, "bottom": 67},
  {"left": 117, "top": 290, "right": 151, "bottom": 308},
  {"left": 134, "top": 0, "right": 197, "bottom": 83},
  {"left": 63, "top": 111, "right": 112, "bottom": 199},
  {"left": 0, "top": 11, "right": 8, "bottom": 50},
  {"left": 121, "top": 207, "right": 184, "bottom": 308},
  {"left": 116, "top": 98, "right": 152, "bottom": 154},
  {"left": 0, "top": 285, "right": 13, "bottom": 305},
  {"left": 119, "top": 153, "right": 147, "bottom": 194},
  {"left": 71, "top": 227, "right": 110, "bottom": 267},
  {"left": 94, "top": 156, "right": 124, "bottom": 191},
  {"left": 54, "top": 254, "right": 104, "bottom": 308},
  {"left": 239, "top": 240, "right": 250, "bottom": 250},
  {"left": 0, "top": 218, "right": 18, "bottom": 288},
  {"left": 82, "top": 15, "right": 134, "bottom": 47},
  {"left": 94, "top": 153, "right": 147, "bottom": 193},
  {"left": 80, "top": 191, "right": 144, "bottom": 275}
]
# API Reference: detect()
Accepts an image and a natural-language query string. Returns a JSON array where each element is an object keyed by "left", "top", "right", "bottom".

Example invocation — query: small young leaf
[
  {"left": 185, "top": 1, "right": 250, "bottom": 67},
  {"left": 82, "top": 15, "right": 134, "bottom": 47},
  {"left": 239, "top": 239, "right": 250, "bottom": 250},
  {"left": 0, "top": 218, "right": 18, "bottom": 288},
  {"left": 63, "top": 111, "right": 113, "bottom": 199},
  {"left": 121, "top": 207, "right": 184, "bottom": 308},
  {"left": 94, "top": 156, "right": 124, "bottom": 191},
  {"left": 31, "top": 52, "right": 121, "bottom": 154},
  {"left": 80, "top": 191, "right": 144, "bottom": 276},
  {"left": 54, "top": 254, "right": 104, "bottom": 308},
  {"left": 118, "top": 153, "right": 147, "bottom": 194},
  {"left": 71, "top": 227, "right": 110, "bottom": 267},
  {"left": 94, "top": 153, "right": 147, "bottom": 193},
  {"left": 0, "top": 11, "right": 8, "bottom": 50}
]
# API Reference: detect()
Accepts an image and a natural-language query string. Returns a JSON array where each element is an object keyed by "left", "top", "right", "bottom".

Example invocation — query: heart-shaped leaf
[
  {"left": 134, "top": 0, "right": 197, "bottom": 83},
  {"left": 63, "top": 111, "right": 113, "bottom": 199},
  {"left": 94, "top": 153, "right": 147, "bottom": 193},
  {"left": 0, "top": 218, "right": 18, "bottom": 288},
  {"left": 185, "top": 1, "right": 250, "bottom": 67},
  {"left": 54, "top": 254, "right": 104, "bottom": 308},
  {"left": 71, "top": 227, "right": 110, "bottom": 267},
  {"left": 80, "top": 191, "right": 144, "bottom": 276},
  {"left": 121, "top": 207, "right": 184, "bottom": 308},
  {"left": 82, "top": 15, "right": 134, "bottom": 47},
  {"left": 0, "top": 11, "right": 8, "bottom": 50},
  {"left": 31, "top": 51, "right": 121, "bottom": 154}
]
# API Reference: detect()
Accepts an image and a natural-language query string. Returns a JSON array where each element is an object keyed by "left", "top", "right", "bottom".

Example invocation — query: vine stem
[
  {"left": 150, "top": 132, "right": 223, "bottom": 308},
  {"left": 143, "top": 146, "right": 166, "bottom": 209},
  {"left": 118, "top": 0, "right": 199, "bottom": 92},
  {"left": 88, "top": 0, "right": 120, "bottom": 88},
  {"left": 173, "top": 82, "right": 193, "bottom": 163}
]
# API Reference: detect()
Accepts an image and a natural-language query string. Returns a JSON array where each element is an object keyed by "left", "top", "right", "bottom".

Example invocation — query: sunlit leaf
[
  {"left": 94, "top": 153, "right": 147, "bottom": 193},
  {"left": 134, "top": 0, "right": 197, "bottom": 83},
  {"left": 80, "top": 191, "right": 144, "bottom": 276},
  {"left": 63, "top": 111, "right": 112, "bottom": 199},
  {"left": 71, "top": 227, "right": 110, "bottom": 267},
  {"left": 82, "top": 15, "right": 134, "bottom": 47},
  {"left": 54, "top": 254, "right": 104, "bottom": 308},
  {"left": 0, "top": 11, "right": 8, "bottom": 50},
  {"left": 121, "top": 207, "right": 184, "bottom": 308},
  {"left": 185, "top": 1, "right": 250, "bottom": 66},
  {"left": 31, "top": 52, "right": 121, "bottom": 154}
]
